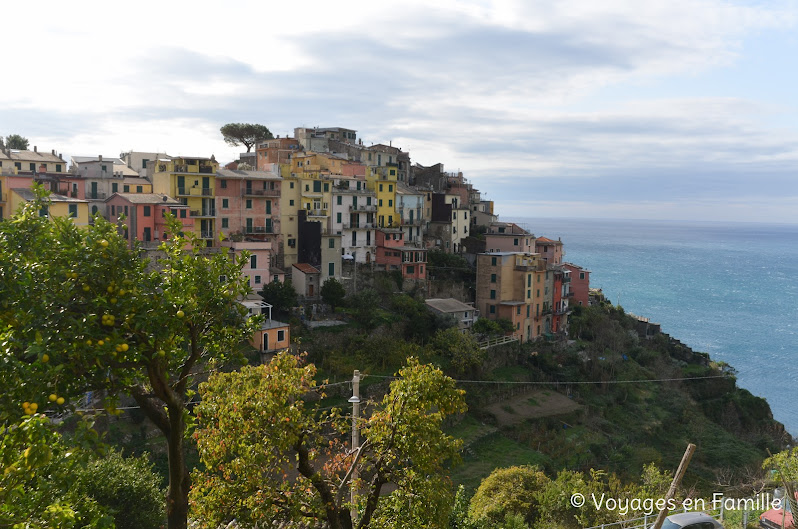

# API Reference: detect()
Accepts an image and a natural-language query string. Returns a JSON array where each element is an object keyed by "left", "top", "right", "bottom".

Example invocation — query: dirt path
[{"left": 485, "top": 390, "right": 582, "bottom": 427}]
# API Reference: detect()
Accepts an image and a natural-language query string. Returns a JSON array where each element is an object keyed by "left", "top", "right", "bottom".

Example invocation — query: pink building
[
  {"left": 535, "top": 237, "right": 564, "bottom": 265},
  {"left": 106, "top": 193, "right": 193, "bottom": 249},
  {"left": 484, "top": 222, "right": 536, "bottom": 253},
  {"left": 216, "top": 168, "right": 281, "bottom": 242},
  {"left": 563, "top": 262, "right": 590, "bottom": 307},
  {"left": 221, "top": 240, "right": 278, "bottom": 291},
  {"left": 375, "top": 228, "right": 427, "bottom": 280}
]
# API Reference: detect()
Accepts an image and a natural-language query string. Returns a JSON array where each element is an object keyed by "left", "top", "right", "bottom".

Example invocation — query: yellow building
[
  {"left": 0, "top": 147, "right": 69, "bottom": 175},
  {"left": 151, "top": 156, "right": 218, "bottom": 244},
  {"left": 367, "top": 165, "right": 398, "bottom": 228},
  {"left": 8, "top": 188, "right": 89, "bottom": 226}
]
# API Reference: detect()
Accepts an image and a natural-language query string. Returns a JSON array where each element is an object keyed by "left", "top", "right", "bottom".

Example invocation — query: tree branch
[{"left": 336, "top": 440, "right": 370, "bottom": 507}]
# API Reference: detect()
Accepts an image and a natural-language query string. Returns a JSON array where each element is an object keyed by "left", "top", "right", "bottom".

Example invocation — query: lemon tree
[
  {"left": 0, "top": 190, "right": 259, "bottom": 529},
  {"left": 190, "top": 354, "right": 466, "bottom": 529}
]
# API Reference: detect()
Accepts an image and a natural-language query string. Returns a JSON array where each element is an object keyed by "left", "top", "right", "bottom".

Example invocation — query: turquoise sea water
[{"left": 509, "top": 217, "right": 798, "bottom": 436}]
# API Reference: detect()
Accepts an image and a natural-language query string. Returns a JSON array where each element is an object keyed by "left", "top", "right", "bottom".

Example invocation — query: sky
[{"left": 3, "top": 0, "right": 798, "bottom": 223}]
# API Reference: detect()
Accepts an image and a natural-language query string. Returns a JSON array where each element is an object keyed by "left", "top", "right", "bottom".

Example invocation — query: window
[
  {"left": 388, "top": 184, "right": 393, "bottom": 192},
  {"left": 336, "top": 212, "right": 342, "bottom": 223},
  {"left": 527, "top": 305, "right": 530, "bottom": 317},
  {"left": 580, "top": 272, "right": 586, "bottom": 280},
  {"left": 491, "top": 273, "right": 496, "bottom": 283},
  {"left": 123, "top": 185, "right": 130, "bottom": 192},
  {"left": 328, "top": 262, "right": 335, "bottom": 276},
  {"left": 517, "top": 306, "right": 521, "bottom": 315},
  {"left": 313, "top": 181, "right": 321, "bottom": 192},
  {"left": 379, "top": 199, "right": 383, "bottom": 207},
  {"left": 328, "top": 238, "right": 335, "bottom": 248},
  {"left": 137, "top": 186, "right": 142, "bottom": 193},
  {"left": 491, "top": 256, "right": 497, "bottom": 266},
  {"left": 143, "top": 205, "right": 151, "bottom": 217},
  {"left": 220, "top": 179, "right": 227, "bottom": 188},
  {"left": 379, "top": 184, "right": 384, "bottom": 192},
  {"left": 337, "top": 196, "right": 342, "bottom": 205},
  {"left": 527, "top": 289, "right": 531, "bottom": 299},
  {"left": 68, "top": 204, "right": 77, "bottom": 218},
  {"left": 489, "top": 305, "right": 496, "bottom": 314},
  {"left": 255, "top": 275, "right": 262, "bottom": 285},
  {"left": 180, "top": 209, "right": 186, "bottom": 218},
  {"left": 324, "top": 183, "right": 329, "bottom": 192},
  {"left": 112, "top": 183, "right": 118, "bottom": 193},
  {"left": 250, "top": 255, "right": 257, "bottom": 269},
  {"left": 30, "top": 163, "right": 36, "bottom": 171},
  {"left": 406, "top": 265, "right": 414, "bottom": 274},
  {"left": 490, "top": 290, "right": 496, "bottom": 300},
  {"left": 56, "top": 164, "right": 62, "bottom": 172},
  {"left": 222, "top": 199, "right": 229, "bottom": 209},
  {"left": 246, "top": 199, "right": 252, "bottom": 209},
  {"left": 124, "top": 206, "right": 129, "bottom": 215},
  {"left": 142, "top": 159, "right": 149, "bottom": 169},
  {"left": 514, "top": 238, "right": 519, "bottom": 245},
  {"left": 222, "top": 218, "right": 229, "bottom": 228},
  {"left": 290, "top": 181, "right": 294, "bottom": 188},
  {"left": 266, "top": 201, "right": 271, "bottom": 214},
  {"left": 289, "top": 199, "right": 294, "bottom": 206},
  {"left": 528, "top": 275, "right": 531, "bottom": 287},
  {"left": 14, "top": 162, "right": 21, "bottom": 170},
  {"left": 388, "top": 200, "right": 393, "bottom": 207},
  {"left": 277, "top": 330, "right": 285, "bottom": 341},
  {"left": 288, "top": 238, "right": 296, "bottom": 248}
]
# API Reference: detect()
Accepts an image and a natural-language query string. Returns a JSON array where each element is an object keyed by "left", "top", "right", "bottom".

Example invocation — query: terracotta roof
[
  {"left": 536, "top": 236, "right": 562, "bottom": 244},
  {"left": 293, "top": 263, "right": 320, "bottom": 275}
]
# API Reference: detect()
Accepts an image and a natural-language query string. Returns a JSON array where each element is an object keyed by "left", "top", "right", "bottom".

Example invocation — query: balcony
[
  {"left": 200, "top": 230, "right": 215, "bottom": 239},
  {"left": 242, "top": 188, "right": 280, "bottom": 197},
  {"left": 87, "top": 192, "right": 107, "bottom": 200},
  {"left": 402, "top": 218, "right": 423, "bottom": 226},
  {"left": 307, "top": 209, "right": 328, "bottom": 218},
  {"left": 190, "top": 208, "right": 216, "bottom": 218},
  {"left": 349, "top": 204, "right": 377, "bottom": 212},
  {"left": 342, "top": 222, "right": 374, "bottom": 230},
  {"left": 177, "top": 187, "right": 213, "bottom": 197},
  {"left": 561, "top": 275, "right": 571, "bottom": 283},
  {"left": 565, "top": 290, "right": 575, "bottom": 297},
  {"left": 244, "top": 226, "right": 274, "bottom": 234}
]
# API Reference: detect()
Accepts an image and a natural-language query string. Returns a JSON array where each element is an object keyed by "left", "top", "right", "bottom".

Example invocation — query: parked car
[{"left": 661, "top": 512, "right": 725, "bottom": 529}]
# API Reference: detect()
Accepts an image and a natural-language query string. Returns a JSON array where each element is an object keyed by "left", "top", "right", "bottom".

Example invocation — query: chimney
[
  {"left": 51, "top": 149, "right": 55, "bottom": 155},
  {"left": 34, "top": 146, "right": 38, "bottom": 153},
  {"left": 99, "top": 155, "right": 103, "bottom": 162}
]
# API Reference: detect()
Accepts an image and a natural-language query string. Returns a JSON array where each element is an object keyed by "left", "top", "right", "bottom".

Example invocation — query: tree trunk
[{"left": 166, "top": 404, "right": 191, "bottom": 529}]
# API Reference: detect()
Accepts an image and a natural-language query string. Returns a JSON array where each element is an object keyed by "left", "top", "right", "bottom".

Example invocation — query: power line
[{"left": 362, "top": 374, "right": 729, "bottom": 385}]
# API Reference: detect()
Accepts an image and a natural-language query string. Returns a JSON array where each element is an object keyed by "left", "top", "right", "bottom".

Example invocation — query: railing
[
  {"left": 478, "top": 334, "right": 521, "bottom": 350},
  {"left": 342, "top": 222, "right": 374, "bottom": 230},
  {"left": 200, "top": 230, "right": 214, "bottom": 239},
  {"left": 349, "top": 204, "right": 377, "bottom": 212},
  {"left": 582, "top": 507, "right": 722, "bottom": 529},
  {"left": 87, "top": 192, "right": 107, "bottom": 200},
  {"left": 565, "top": 291, "right": 574, "bottom": 297},
  {"left": 190, "top": 208, "right": 216, "bottom": 217},
  {"left": 244, "top": 226, "right": 274, "bottom": 234},
  {"left": 307, "top": 209, "right": 327, "bottom": 217},
  {"left": 562, "top": 276, "right": 571, "bottom": 283},
  {"left": 242, "top": 188, "right": 280, "bottom": 197}
]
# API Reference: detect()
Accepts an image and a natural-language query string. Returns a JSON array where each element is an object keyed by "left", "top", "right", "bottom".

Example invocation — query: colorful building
[
  {"left": 563, "top": 262, "right": 590, "bottom": 307},
  {"left": 105, "top": 193, "right": 192, "bottom": 249},
  {"left": 375, "top": 228, "right": 427, "bottom": 281},
  {"left": 216, "top": 168, "right": 281, "bottom": 241},
  {"left": 535, "top": 237, "right": 564, "bottom": 265},
  {"left": 8, "top": 188, "right": 89, "bottom": 226},
  {"left": 330, "top": 176, "right": 376, "bottom": 263},
  {"left": 475, "top": 252, "right": 548, "bottom": 342},
  {"left": 484, "top": 222, "right": 535, "bottom": 253},
  {"left": 151, "top": 156, "right": 219, "bottom": 246},
  {"left": 256, "top": 137, "right": 301, "bottom": 169}
]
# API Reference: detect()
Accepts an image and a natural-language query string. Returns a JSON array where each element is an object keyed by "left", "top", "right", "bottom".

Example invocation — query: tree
[
  {"left": 430, "top": 327, "right": 485, "bottom": 374},
  {"left": 0, "top": 415, "right": 113, "bottom": 528},
  {"left": 469, "top": 466, "right": 550, "bottom": 527},
  {"left": 0, "top": 192, "right": 258, "bottom": 529},
  {"left": 3, "top": 133, "right": 29, "bottom": 150},
  {"left": 190, "top": 353, "right": 467, "bottom": 529},
  {"left": 220, "top": 123, "right": 273, "bottom": 152},
  {"left": 321, "top": 277, "right": 347, "bottom": 310},
  {"left": 259, "top": 279, "right": 298, "bottom": 317}
]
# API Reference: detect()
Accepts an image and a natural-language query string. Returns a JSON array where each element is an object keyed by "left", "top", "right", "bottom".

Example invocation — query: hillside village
[{"left": 0, "top": 126, "right": 592, "bottom": 347}]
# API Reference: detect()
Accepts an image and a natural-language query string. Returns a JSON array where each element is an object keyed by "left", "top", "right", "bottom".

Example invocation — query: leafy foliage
[
  {"left": 220, "top": 123, "right": 273, "bottom": 152},
  {"left": 259, "top": 279, "right": 298, "bottom": 317},
  {"left": 430, "top": 327, "right": 485, "bottom": 375},
  {"left": 0, "top": 415, "right": 113, "bottom": 528},
  {"left": 321, "top": 278, "right": 347, "bottom": 310},
  {"left": 3, "top": 133, "right": 29, "bottom": 150},
  {"left": 0, "top": 192, "right": 258, "bottom": 529},
  {"left": 191, "top": 354, "right": 466, "bottom": 529}
]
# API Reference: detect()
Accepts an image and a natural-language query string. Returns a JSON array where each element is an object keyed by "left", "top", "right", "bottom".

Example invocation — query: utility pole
[
  {"left": 651, "top": 443, "right": 696, "bottom": 529},
  {"left": 348, "top": 370, "right": 361, "bottom": 523}
]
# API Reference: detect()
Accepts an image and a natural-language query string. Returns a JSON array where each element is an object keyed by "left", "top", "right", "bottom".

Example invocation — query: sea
[{"left": 509, "top": 217, "right": 798, "bottom": 436}]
